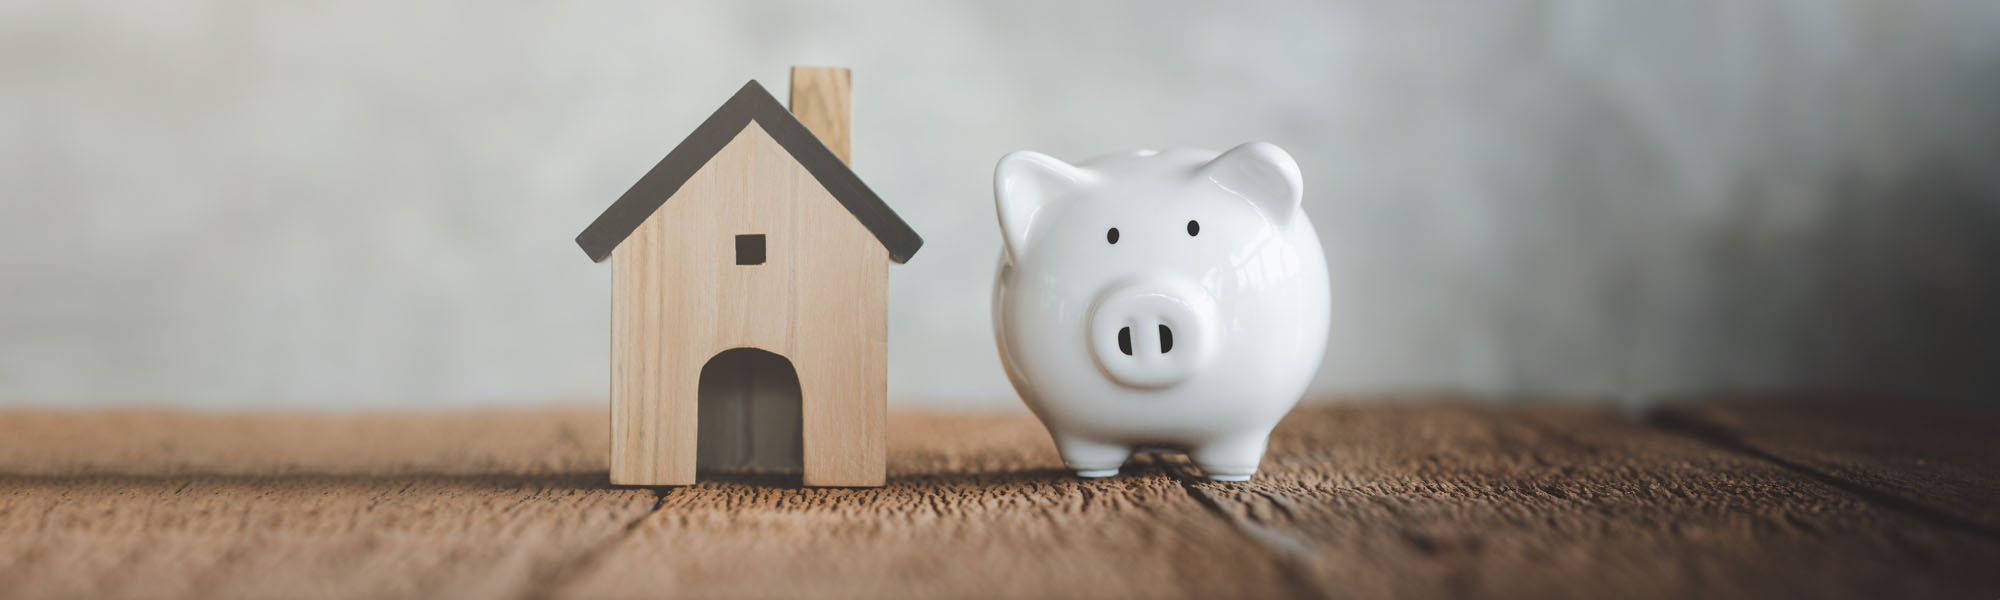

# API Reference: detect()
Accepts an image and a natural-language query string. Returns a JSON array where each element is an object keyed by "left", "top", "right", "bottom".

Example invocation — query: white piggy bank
[{"left": 992, "top": 142, "right": 1331, "bottom": 482}]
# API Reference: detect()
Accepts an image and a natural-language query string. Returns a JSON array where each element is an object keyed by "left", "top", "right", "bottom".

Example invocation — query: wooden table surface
[{"left": 0, "top": 401, "right": 1995, "bottom": 599}]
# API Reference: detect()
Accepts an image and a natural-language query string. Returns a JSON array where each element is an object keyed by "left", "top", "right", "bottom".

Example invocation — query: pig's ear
[
  {"left": 995, "top": 151, "right": 1091, "bottom": 259},
  {"left": 1200, "top": 142, "right": 1303, "bottom": 224}
]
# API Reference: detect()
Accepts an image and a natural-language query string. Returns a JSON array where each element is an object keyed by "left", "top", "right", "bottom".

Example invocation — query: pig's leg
[
  {"left": 1053, "top": 436, "right": 1133, "bottom": 478},
  {"left": 1189, "top": 435, "right": 1269, "bottom": 482}
]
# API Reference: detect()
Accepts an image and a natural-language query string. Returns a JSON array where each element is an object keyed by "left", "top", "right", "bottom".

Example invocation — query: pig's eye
[
  {"left": 1106, "top": 228, "right": 1120, "bottom": 244},
  {"left": 1187, "top": 220, "right": 1200, "bottom": 236}
]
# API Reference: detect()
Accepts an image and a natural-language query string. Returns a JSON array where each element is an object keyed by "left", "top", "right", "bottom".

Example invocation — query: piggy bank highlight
[{"left": 991, "top": 142, "right": 1330, "bottom": 482}]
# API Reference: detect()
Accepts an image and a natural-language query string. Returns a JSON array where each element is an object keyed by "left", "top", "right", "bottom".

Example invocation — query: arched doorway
[{"left": 696, "top": 347, "right": 803, "bottom": 470}]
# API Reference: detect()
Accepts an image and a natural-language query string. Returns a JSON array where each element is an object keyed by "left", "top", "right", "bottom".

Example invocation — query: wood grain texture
[
  {"left": 609, "top": 122, "right": 887, "bottom": 487},
  {"left": 1, "top": 403, "right": 1995, "bottom": 599},
  {"left": 1654, "top": 400, "right": 2000, "bottom": 535},
  {"left": 788, "top": 66, "right": 852, "bottom": 165},
  {"left": 1184, "top": 404, "right": 2000, "bottom": 599},
  {"left": 0, "top": 410, "right": 654, "bottom": 599}
]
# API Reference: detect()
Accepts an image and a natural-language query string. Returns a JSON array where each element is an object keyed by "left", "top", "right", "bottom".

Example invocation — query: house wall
[{"left": 609, "top": 123, "right": 887, "bottom": 485}]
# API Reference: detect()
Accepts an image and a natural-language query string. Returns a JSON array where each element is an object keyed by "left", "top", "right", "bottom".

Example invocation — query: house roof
[{"left": 575, "top": 80, "right": 923, "bottom": 264}]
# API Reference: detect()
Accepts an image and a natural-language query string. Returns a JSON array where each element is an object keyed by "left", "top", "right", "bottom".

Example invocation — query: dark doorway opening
[{"left": 696, "top": 347, "right": 803, "bottom": 472}]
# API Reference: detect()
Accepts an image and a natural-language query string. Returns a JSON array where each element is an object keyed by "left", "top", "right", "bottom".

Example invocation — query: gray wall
[{"left": 4, "top": 1, "right": 1998, "bottom": 410}]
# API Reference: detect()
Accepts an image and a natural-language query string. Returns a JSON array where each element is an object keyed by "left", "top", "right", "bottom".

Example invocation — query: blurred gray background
[{"left": 3, "top": 1, "right": 1998, "bottom": 411}]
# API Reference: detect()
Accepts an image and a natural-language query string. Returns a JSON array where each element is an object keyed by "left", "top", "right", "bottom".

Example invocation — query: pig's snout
[{"left": 1087, "top": 277, "right": 1217, "bottom": 389}]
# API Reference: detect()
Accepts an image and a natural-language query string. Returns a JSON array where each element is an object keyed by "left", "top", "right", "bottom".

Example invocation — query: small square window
[{"left": 735, "top": 234, "right": 766, "bottom": 266}]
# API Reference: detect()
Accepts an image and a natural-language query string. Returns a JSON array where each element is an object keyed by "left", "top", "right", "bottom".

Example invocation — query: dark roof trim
[{"left": 575, "top": 80, "right": 923, "bottom": 264}]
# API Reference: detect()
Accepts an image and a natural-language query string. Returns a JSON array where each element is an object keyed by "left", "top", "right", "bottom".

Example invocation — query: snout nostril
[
  {"left": 1158, "top": 325, "right": 1174, "bottom": 353},
  {"left": 1117, "top": 327, "right": 1133, "bottom": 356}
]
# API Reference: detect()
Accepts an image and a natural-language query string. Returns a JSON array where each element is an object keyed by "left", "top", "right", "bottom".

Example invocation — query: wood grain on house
[
  {"left": 788, "top": 66, "right": 852, "bottom": 165},
  {"left": 609, "top": 122, "right": 888, "bottom": 486},
  {"left": 583, "top": 73, "right": 914, "bottom": 487}
]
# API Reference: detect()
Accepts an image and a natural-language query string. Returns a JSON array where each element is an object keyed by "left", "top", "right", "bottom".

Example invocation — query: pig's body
[{"left": 991, "top": 144, "right": 1330, "bottom": 481}]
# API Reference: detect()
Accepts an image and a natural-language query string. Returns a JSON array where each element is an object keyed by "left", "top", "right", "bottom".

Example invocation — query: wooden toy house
[{"left": 575, "top": 68, "right": 921, "bottom": 487}]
